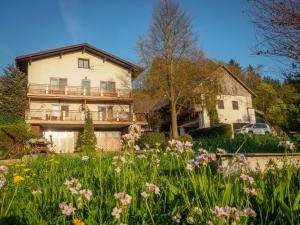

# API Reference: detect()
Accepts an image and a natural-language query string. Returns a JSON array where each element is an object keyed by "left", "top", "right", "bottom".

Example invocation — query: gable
[
  {"left": 213, "top": 66, "right": 256, "bottom": 97},
  {"left": 15, "top": 43, "right": 142, "bottom": 77}
]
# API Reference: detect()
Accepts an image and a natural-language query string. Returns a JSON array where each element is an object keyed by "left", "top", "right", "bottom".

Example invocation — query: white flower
[
  {"left": 0, "top": 166, "right": 8, "bottom": 175},
  {"left": 81, "top": 155, "right": 89, "bottom": 161},
  {"left": 141, "top": 191, "right": 149, "bottom": 199},
  {"left": 115, "top": 167, "right": 121, "bottom": 174},
  {"left": 0, "top": 177, "right": 6, "bottom": 188},
  {"left": 172, "top": 213, "right": 182, "bottom": 223},
  {"left": 32, "top": 189, "right": 42, "bottom": 195},
  {"left": 114, "top": 192, "right": 132, "bottom": 207},
  {"left": 187, "top": 216, "right": 194, "bottom": 224},
  {"left": 79, "top": 189, "right": 92, "bottom": 201}
]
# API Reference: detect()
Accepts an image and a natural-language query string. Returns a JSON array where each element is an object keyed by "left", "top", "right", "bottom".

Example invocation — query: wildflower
[
  {"left": 73, "top": 218, "right": 85, "bottom": 225},
  {"left": 278, "top": 140, "right": 294, "bottom": 150},
  {"left": 141, "top": 191, "right": 149, "bottom": 199},
  {"left": 137, "top": 154, "right": 147, "bottom": 160},
  {"left": 186, "top": 159, "right": 195, "bottom": 171},
  {"left": 153, "top": 159, "right": 160, "bottom": 166},
  {"left": 134, "top": 145, "right": 140, "bottom": 151},
  {"left": 120, "top": 224, "right": 127, "bottom": 225},
  {"left": 81, "top": 156, "right": 89, "bottom": 161},
  {"left": 193, "top": 207, "right": 202, "bottom": 215},
  {"left": 0, "top": 165, "right": 8, "bottom": 175},
  {"left": 241, "top": 208, "right": 257, "bottom": 218},
  {"left": 244, "top": 188, "right": 257, "bottom": 196},
  {"left": 240, "top": 174, "right": 255, "bottom": 184},
  {"left": 114, "top": 192, "right": 132, "bottom": 207},
  {"left": 111, "top": 207, "right": 122, "bottom": 219},
  {"left": 216, "top": 148, "right": 226, "bottom": 155},
  {"left": 145, "top": 182, "right": 160, "bottom": 195},
  {"left": 79, "top": 189, "right": 92, "bottom": 201},
  {"left": 64, "top": 178, "right": 82, "bottom": 193},
  {"left": 59, "top": 202, "right": 76, "bottom": 215},
  {"left": 207, "top": 221, "right": 214, "bottom": 225},
  {"left": 0, "top": 176, "right": 6, "bottom": 188},
  {"left": 187, "top": 216, "right": 194, "bottom": 224},
  {"left": 115, "top": 167, "right": 121, "bottom": 174},
  {"left": 32, "top": 189, "right": 42, "bottom": 195},
  {"left": 172, "top": 213, "right": 182, "bottom": 223},
  {"left": 13, "top": 175, "right": 25, "bottom": 184},
  {"left": 24, "top": 168, "right": 31, "bottom": 172}
]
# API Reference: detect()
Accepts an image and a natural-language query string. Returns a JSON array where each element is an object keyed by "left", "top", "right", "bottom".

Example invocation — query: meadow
[{"left": 0, "top": 126, "right": 299, "bottom": 225}]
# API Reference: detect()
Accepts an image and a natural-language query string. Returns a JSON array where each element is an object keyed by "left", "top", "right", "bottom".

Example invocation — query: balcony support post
[
  {"left": 43, "top": 110, "right": 46, "bottom": 120},
  {"left": 65, "top": 86, "right": 68, "bottom": 95},
  {"left": 62, "top": 111, "right": 66, "bottom": 120},
  {"left": 99, "top": 112, "right": 103, "bottom": 121},
  {"left": 132, "top": 113, "right": 136, "bottom": 122},
  {"left": 100, "top": 88, "right": 103, "bottom": 96},
  {"left": 46, "top": 85, "right": 49, "bottom": 94},
  {"left": 117, "top": 112, "right": 119, "bottom": 121}
]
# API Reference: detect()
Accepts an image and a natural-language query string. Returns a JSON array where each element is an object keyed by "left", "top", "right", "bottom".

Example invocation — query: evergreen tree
[
  {"left": 81, "top": 110, "right": 97, "bottom": 149},
  {"left": 0, "top": 65, "right": 27, "bottom": 124}
]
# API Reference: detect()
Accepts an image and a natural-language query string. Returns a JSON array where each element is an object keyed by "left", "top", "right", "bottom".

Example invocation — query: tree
[
  {"left": 81, "top": 110, "right": 97, "bottom": 150},
  {"left": 249, "top": 0, "right": 300, "bottom": 71},
  {"left": 0, "top": 65, "right": 27, "bottom": 124},
  {"left": 137, "top": 0, "right": 218, "bottom": 138},
  {"left": 227, "top": 59, "right": 245, "bottom": 81}
]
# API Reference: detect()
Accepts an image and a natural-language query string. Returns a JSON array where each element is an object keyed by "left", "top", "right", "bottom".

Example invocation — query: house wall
[
  {"left": 217, "top": 95, "right": 255, "bottom": 125},
  {"left": 28, "top": 51, "right": 132, "bottom": 89}
]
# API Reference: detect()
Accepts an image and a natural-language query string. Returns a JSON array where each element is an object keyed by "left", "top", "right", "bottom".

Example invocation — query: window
[
  {"left": 232, "top": 101, "right": 239, "bottom": 110},
  {"left": 100, "top": 81, "right": 116, "bottom": 91},
  {"left": 78, "top": 58, "right": 90, "bottom": 68},
  {"left": 217, "top": 100, "right": 224, "bottom": 109},
  {"left": 50, "top": 78, "right": 67, "bottom": 88}
]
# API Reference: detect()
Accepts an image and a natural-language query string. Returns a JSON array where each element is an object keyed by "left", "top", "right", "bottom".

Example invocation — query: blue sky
[{"left": 0, "top": 0, "right": 282, "bottom": 79}]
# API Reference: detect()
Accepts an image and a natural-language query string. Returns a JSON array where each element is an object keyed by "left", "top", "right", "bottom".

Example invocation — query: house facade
[
  {"left": 16, "top": 43, "right": 146, "bottom": 153},
  {"left": 178, "top": 66, "right": 256, "bottom": 134}
]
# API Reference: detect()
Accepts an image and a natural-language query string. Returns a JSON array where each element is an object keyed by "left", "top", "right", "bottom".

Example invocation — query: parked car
[{"left": 234, "top": 123, "right": 272, "bottom": 135}]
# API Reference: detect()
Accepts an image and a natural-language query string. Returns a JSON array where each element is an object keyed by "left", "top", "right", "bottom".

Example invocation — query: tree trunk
[{"left": 171, "top": 102, "right": 179, "bottom": 139}]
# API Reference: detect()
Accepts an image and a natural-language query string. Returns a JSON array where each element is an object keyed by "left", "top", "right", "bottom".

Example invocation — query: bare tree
[
  {"left": 249, "top": 0, "right": 300, "bottom": 68},
  {"left": 137, "top": 0, "right": 218, "bottom": 138}
]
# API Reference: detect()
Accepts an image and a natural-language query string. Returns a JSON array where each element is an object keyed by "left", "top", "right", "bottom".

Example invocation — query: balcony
[
  {"left": 27, "top": 84, "right": 132, "bottom": 102},
  {"left": 25, "top": 110, "right": 147, "bottom": 128}
]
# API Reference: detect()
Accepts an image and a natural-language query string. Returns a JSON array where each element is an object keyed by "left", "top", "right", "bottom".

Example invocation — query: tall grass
[{"left": 0, "top": 147, "right": 299, "bottom": 225}]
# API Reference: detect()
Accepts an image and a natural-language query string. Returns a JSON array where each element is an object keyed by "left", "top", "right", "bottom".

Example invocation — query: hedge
[
  {"left": 189, "top": 123, "right": 232, "bottom": 139},
  {"left": 138, "top": 132, "right": 166, "bottom": 147}
]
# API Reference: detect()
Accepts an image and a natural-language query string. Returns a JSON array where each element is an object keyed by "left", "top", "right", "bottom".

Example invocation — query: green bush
[
  {"left": 189, "top": 123, "right": 232, "bottom": 139},
  {"left": 138, "top": 132, "right": 165, "bottom": 147},
  {"left": 178, "top": 134, "right": 193, "bottom": 142},
  {"left": 193, "top": 135, "right": 299, "bottom": 153},
  {"left": 0, "top": 120, "right": 34, "bottom": 158}
]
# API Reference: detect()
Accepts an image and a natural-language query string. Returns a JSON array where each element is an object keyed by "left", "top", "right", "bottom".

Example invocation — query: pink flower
[
  {"left": 240, "top": 174, "right": 255, "bottom": 184},
  {"left": 0, "top": 166, "right": 8, "bottom": 175},
  {"left": 114, "top": 192, "right": 132, "bottom": 207},
  {"left": 244, "top": 188, "right": 257, "bottom": 196},
  {"left": 79, "top": 189, "right": 92, "bottom": 201},
  {"left": 145, "top": 182, "right": 160, "bottom": 195},
  {"left": 141, "top": 191, "right": 149, "bottom": 199},
  {"left": 111, "top": 207, "right": 122, "bottom": 219},
  {"left": 59, "top": 202, "right": 76, "bottom": 215},
  {"left": 0, "top": 177, "right": 6, "bottom": 188}
]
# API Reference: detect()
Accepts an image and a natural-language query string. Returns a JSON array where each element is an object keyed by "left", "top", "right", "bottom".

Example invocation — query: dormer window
[{"left": 78, "top": 58, "right": 90, "bottom": 69}]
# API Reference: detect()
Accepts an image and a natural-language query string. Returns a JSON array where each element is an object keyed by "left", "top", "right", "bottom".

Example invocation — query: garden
[{"left": 0, "top": 125, "right": 299, "bottom": 225}]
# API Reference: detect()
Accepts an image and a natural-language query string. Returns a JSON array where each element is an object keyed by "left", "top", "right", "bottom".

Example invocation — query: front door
[
  {"left": 98, "top": 107, "right": 106, "bottom": 121},
  {"left": 82, "top": 80, "right": 91, "bottom": 96}
]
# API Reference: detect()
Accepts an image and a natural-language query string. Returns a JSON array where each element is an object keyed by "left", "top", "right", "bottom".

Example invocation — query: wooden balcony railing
[
  {"left": 26, "top": 110, "right": 147, "bottom": 123},
  {"left": 28, "top": 84, "right": 132, "bottom": 99}
]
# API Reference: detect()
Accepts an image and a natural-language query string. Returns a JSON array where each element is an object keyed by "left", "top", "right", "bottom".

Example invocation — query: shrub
[
  {"left": 177, "top": 134, "right": 193, "bottom": 142},
  {"left": 81, "top": 111, "right": 97, "bottom": 150},
  {"left": 0, "top": 120, "right": 34, "bottom": 158},
  {"left": 138, "top": 132, "right": 165, "bottom": 147},
  {"left": 189, "top": 123, "right": 232, "bottom": 139}
]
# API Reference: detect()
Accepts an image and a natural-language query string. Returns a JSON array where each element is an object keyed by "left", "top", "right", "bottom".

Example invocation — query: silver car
[{"left": 235, "top": 123, "right": 272, "bottom": 135}]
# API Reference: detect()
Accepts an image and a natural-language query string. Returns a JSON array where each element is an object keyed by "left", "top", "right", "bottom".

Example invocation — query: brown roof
[
  {"left": 220, "top": 65, "right": 256, "bottom": 97},
  {"left": 15, "top": 43, "right": 142, "bottom": 74}
]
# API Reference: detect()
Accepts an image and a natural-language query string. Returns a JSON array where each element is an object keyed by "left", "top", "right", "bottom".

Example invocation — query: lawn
[{"left": 0, "top": 141, "right": 299, "bottom": 225}]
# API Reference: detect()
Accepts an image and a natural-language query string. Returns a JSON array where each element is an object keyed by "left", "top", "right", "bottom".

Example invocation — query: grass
[
  {"left": 0, "top": 145, "right": 299, "bottom": 225},
  {"left": 193, "top": 135, "right": 300, "bottom": 154}
]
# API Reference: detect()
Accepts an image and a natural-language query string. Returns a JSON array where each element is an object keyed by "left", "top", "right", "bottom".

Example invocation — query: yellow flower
[
  {"left": 49, "top": 159, "right": 54, "bottom": 162},
  {"left": 15, "top": 163, "right": 26, "bottom": 168},
  {"left": 24, "top": 168, "right": 31, "bottom": 172},
  {"left": 72, "top": 219, "right": 85, "bottom": 225},
  {"left": 13, "top": 175, "right": 25, "bottom": 184}
]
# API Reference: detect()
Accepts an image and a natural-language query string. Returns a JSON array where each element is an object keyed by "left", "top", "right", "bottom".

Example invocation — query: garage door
[
  {"left": 95, "top": 131, "right": 121, "bottom": 151},
  {"left": 44, "top": 131, "right": 75, "bottom": 153}
]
